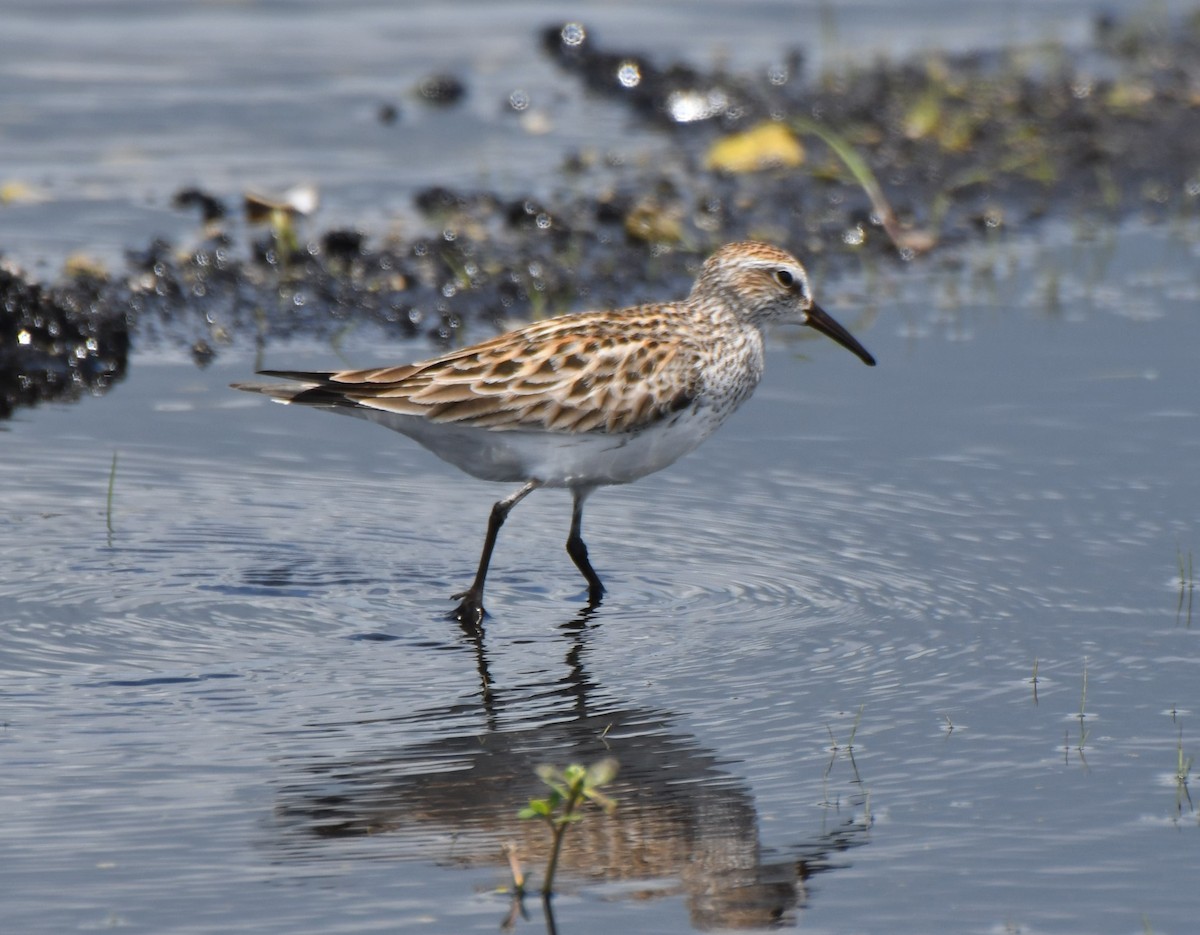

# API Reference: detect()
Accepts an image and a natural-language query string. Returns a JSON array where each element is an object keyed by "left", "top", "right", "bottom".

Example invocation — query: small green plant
[
  {"left": 106, "top": 451, "right": 118, "bottom": 540},
  {"left": 517, "top": 758, "right": 618, "bottom": 899},
  {"left": 823, "top": 705, "right": 870, "bottom": 823},
  {"left": 791, "top": 116, "right": 936, "bottom": 257},
  {"left": 824, "top": 704, "right": 864, "bottom": 774},
  {"left": 1177, "top": 545, "right": 1194, "bottom": 627},
  {"left": 1077, "top": 657, "right": 1090, "bottom": 751},
  {"left": 1175, "top": 726, "right": 1194, "bottom": 818}
]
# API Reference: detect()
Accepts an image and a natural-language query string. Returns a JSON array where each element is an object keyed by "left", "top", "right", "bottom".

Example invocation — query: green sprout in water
[
  {"left": 1175, "top": 726, "right": 1194, "bottom": 819},
  {"left": 106, "top": 451, "right": 118, "bottom": 542},
  {"left": 1077, "top": 657, "right": 1090, "bottom": 752},
  {"left": 1177, "top": 545, "right": 1194, "bottom": 627},
  {"left": 823, "top": 704, "right": 870, "bottom": 824},
  {"left": 516, "top": 758, "right": 618, "bottom": 900},
  {"left": 1065, "top": 658, "right": 1092, "bottom": 766}
]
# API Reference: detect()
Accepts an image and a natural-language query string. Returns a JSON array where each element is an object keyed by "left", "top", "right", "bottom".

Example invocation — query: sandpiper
[{"left": 234, "top": 241, "right": 875, "bottom": 624}]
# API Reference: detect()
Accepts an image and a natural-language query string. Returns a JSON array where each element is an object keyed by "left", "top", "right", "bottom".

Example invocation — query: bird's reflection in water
[{"left": 272, "top": 610, "right": 870, "bottom": 930}]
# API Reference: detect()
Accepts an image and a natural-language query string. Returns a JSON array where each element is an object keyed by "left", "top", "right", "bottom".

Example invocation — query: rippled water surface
[
  {"left": 4, "top": 2, "right": 1200, "bottom": 933},
  {"left": 5, "top": 218, "right": 1199, "bottom": 934}
]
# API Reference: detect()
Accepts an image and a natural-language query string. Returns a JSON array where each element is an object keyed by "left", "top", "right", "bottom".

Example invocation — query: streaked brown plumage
[{"left": 270, "top": 308, "right": 704, "bottom": 435}]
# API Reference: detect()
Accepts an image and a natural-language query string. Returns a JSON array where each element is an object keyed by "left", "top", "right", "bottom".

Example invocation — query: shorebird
[{"left": 234, "top": 242, "right": 875, "bottom": 624}]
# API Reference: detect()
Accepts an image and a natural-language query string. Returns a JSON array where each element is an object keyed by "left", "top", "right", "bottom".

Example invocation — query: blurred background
[{"left": 3, "top": 0, "right": 1194, "bottom": 269}]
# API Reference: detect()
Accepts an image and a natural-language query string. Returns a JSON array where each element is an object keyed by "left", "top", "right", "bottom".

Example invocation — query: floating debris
[{"left": 416, "top": 73, "right": 466, "bottom": 106}]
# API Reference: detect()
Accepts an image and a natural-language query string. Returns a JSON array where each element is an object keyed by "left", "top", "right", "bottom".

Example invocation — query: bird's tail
[{"left": 230, "top": 372, "right": 348, "bottom": 407}]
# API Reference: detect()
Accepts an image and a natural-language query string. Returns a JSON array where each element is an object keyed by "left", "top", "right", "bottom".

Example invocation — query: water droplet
[
  {"left": 616, "top": 60, "right": 641, "bottom": 88},
  {"left": 561, "top": 23, "right": 585, "bottom": 47}
]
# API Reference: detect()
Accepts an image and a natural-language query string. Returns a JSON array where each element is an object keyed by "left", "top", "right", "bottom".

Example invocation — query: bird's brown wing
[{"left": 253, "top": 306, "right": 703, "bottom": 435}]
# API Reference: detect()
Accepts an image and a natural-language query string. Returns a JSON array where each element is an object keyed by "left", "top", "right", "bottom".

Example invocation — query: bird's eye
[{"left": 772, "top": 268, "right": 795, "bottom": 289}]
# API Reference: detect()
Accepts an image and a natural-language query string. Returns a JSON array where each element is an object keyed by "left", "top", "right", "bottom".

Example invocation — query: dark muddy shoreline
[{"left": 3, "top": 9, "right": 1198, "bottom": 419}]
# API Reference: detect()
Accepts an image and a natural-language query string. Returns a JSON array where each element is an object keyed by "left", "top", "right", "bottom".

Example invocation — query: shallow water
[{"left": 4, "top": 218, "right": 1199, "bottom": 934}]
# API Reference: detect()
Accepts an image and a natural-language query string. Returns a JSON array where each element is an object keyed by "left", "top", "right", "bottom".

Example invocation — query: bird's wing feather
[{"left": 254, "top": 307, "right": 703, "bottom": 435}]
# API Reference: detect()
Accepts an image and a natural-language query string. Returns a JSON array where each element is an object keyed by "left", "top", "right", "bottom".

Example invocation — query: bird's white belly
[{"left": 354, "top": 408, "right": 720, "bottom": 487}]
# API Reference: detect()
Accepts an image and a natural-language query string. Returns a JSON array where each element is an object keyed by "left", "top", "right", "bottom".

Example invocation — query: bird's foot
[{"left": 450, "top": 588, "right": 486, "bottom": 631}]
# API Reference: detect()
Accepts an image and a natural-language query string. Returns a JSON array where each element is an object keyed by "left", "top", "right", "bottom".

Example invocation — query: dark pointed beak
[{"left": 806, "top": 303, "right": 876, "bottom": 366}]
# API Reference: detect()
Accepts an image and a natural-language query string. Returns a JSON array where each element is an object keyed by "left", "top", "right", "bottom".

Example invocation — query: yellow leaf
[{"left": 704, "top": 122, "right": 805, "bottom": 173}]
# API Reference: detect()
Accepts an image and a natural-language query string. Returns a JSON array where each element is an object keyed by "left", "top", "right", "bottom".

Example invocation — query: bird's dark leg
[
  {"left": 453, "top": 481, "right": 540, "bottom": 627},
  {"left": 566, "top": 486, "right": 605, "bottom": 606}
]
